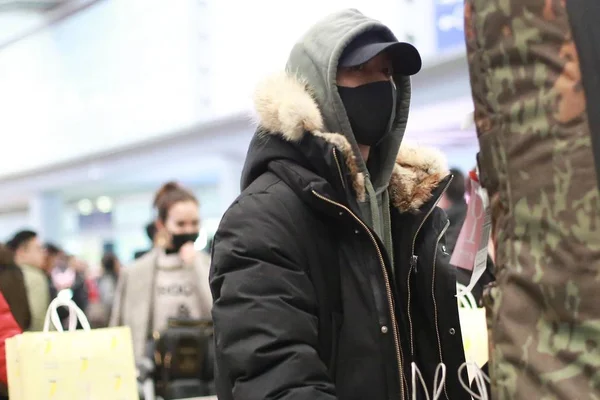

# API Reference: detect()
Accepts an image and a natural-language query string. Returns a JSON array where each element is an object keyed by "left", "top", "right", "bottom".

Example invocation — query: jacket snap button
[
  {"left": 381, "top": 326, "right": 388, "bottom": 334},
  {"left": 338, "top": 211, "right": 343, "bottom": 216},
  {"left": 354, "top": 229, "right": 360, "bottom": 234},
  {"left": 449, "top": 328, "right": 456, "bottom": 335}
]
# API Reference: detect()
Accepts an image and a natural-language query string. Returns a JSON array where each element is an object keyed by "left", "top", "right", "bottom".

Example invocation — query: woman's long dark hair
[
  {"left": 0, "top": 243, "right": 15, "bottom": 266},
  {"left": 101, "top": 252, "right": 119, "bottom": 277}
]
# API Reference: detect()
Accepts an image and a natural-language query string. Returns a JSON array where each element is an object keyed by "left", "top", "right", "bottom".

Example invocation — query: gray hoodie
[{"left": 285, "top": 9, "right": 412, "bottom": 265}]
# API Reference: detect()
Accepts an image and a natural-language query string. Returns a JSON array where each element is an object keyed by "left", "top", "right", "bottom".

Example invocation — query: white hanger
[
  {"left": 411, "top": 362, "right": 447, "bottom": 400},
  {"left": 456, "top": 283, "right": 478, "bottom": 309},
  {"left": 458, "top": 361, "right": 490, "bottom": 400}
]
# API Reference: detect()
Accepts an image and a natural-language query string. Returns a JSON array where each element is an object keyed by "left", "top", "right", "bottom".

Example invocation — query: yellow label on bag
[
  {"left": 81, "top": 357, "right": 89, "bottom": 372},
  {"left": 48, "top": 380, "right": 57, "bottom": 397},
  {"left": 44, "top": 338, "right": 52, "bottom": 354}
]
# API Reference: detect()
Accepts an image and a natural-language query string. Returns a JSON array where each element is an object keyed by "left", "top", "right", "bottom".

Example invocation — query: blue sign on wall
[{"left": 434, "top": 0, "right": 465, "bottom": 53}]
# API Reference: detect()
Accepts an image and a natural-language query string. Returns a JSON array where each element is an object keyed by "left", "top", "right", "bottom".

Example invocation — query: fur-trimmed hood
[
  {"left": 253, "top": 72, "right": 449, "bottom": 213},
  {"left": 254, "top": 73, "right": 448, "bottom": 212}
]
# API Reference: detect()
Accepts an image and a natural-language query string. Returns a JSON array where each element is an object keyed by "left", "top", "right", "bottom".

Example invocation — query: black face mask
[
  {"left": 167, "top": 232, "right": 199, "bottom": 254},
  {"left": 337, "top": 80, "right": 396, "bottom": 146}
]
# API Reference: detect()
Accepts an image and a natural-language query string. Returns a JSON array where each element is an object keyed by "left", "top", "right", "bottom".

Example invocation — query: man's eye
[
  {"left": 382, "top": 67, "right": 393, "bottom": 77},
  {"left": 350, "top": 64, "right": 365, "bottom": 72}
]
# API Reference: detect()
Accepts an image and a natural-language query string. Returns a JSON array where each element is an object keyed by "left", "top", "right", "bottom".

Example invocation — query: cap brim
[{"left": 339, "top": 41, "right": 422, "bottom": 76}]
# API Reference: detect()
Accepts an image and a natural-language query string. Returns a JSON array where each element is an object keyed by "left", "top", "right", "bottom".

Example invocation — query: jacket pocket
[{"left": 328, "top": 312, "right": 343, "bottom": 381}]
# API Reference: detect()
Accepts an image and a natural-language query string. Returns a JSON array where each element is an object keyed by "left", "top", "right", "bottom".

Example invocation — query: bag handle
[
  {"left": 458, "top": 361, "right": 490, "bottom": 400},
  {"left": 43, "top": 297, "right": 91, "bottom": 332}
]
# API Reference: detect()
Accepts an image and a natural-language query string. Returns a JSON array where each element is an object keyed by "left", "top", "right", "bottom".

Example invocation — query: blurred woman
[
  {"left": 98, "top": 252, "right": 120, "bottom": 313},
  {"left": 109, "top": 182, "right": 212, "bottom": 363},
  {"left": 0, "top": 244, "right": 30, "bottom": 331},
  {"left": 84, "top": 253, "right": 120, "bottom": 328}
]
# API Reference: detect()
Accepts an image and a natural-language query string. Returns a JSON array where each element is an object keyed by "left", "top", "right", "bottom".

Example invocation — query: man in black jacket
[{"left": 210, "top": 9, "right": 468, "bottom": 400}]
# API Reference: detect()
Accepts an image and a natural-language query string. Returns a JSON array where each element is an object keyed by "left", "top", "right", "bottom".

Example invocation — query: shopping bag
[
  {"left": 456, "top": 284, "right": 489, "bottom": 384},
  {"left": 6, "top": 297, "right": 139, "bottom": 400}
]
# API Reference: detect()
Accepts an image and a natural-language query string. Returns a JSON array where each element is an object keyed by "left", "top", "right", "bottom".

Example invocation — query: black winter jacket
[{"left": 210, "top": 74, "right": 468, "bottom": 400}]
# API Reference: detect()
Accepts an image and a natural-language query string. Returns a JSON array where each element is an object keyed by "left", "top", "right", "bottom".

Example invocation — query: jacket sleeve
[
  {"left": 210, "top": 193, "right": 336, "bottom": 400},
  {"left": 0, "top": 292, "right": 21, "bottom": 386},
  {"left": 109, "top": 268, "right": 128, "bottom": 327}
]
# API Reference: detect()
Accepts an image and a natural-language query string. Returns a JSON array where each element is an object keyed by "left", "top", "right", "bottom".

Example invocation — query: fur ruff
[{"left": 253, "top": 72, "right": 449, "bottom": 212}]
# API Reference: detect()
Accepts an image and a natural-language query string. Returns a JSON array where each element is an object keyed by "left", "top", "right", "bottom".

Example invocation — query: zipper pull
[{"left": 410, "top": 255, "right": 418, "bottom": 273}]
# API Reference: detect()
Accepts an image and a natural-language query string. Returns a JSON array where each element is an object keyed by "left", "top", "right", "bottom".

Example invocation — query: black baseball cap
[{"left": 339, "top": 31, "right": 422, "bottom": 76}]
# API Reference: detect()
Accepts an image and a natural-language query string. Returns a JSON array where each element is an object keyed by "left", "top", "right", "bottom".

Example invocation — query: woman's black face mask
[{"left": 166, "top": 232, "right": 199, "bottom": 254}]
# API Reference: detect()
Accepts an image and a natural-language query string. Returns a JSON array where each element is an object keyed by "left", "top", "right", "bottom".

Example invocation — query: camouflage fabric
[{"left": 464, "top": 1, "right": 600, "bottom": 399}]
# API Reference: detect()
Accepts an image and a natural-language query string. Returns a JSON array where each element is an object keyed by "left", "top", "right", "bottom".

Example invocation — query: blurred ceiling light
[
  {"left": 96, "top": 196, "right": 113, "bottom": 213},
  {"left": 77, "top": 199, "right": 93, "bottom": 216}
]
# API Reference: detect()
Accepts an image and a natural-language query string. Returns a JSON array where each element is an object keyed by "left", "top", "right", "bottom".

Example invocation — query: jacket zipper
[
  {"left": 406, "top": 256, "right": 417, "bottom": 358},
  {"left": 432, "top": 220, "right": 451, "bottom": 400},
  {"left": 406, "top": 178, "right": 453, "bottom": 365},
  {"left": 332, "top": 149, "right": 346, "bottom": 189},
  {"left": 311, "top": 189, "right": 407, "bottom": 400}
]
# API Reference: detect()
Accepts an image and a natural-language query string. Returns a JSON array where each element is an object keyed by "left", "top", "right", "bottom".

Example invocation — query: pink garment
[
  {"left": 450, "top": 171, "right": 486, "bottom": 271},
  {"left": 51, "top": 267, "right": 76, "bottom": 291}
]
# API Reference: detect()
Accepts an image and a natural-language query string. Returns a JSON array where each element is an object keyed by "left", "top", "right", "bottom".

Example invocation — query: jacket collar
[{"left": 253, "top": 72, "right": 449, "bottom": 213}]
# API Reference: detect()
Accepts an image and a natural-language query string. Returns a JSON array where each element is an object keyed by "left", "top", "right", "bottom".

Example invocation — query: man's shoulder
[
  {"left": 218, "top": 173, "right": 311, "bottom": 239},
  {"left": 20, "top": 264, "right": 45, "bottom": 279},
  {"left": 19, "top": 265, "right": 48, "bottom": 290},
  {"left": 241, "top": 170, "right": 290, "bottom": 197},
  {"left": 234, "top": 172, "right": 303, "bottom": 214}
]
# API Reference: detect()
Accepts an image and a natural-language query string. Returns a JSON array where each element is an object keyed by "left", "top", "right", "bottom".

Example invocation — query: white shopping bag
[
  {"left": 457, "top": 283, "right": 489, "bottom": 384},
  {"left": 6, "top": 297, "right": 139, "bottom": 400}
]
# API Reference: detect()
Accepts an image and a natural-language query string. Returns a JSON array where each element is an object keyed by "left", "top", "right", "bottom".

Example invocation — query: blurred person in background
[
  {"left": 43, "top": 242, "right": 62, "bottom": 274},
  {"left": 0, "top": 291, "right": 22, "bottom": 400},
  {"left": 67, "top": 256, "right": 90, "bottom": 318},
  {"left": 7, "top": 230, "right": 49, "bottom": 331},
  {"left": 438, "top": 167, "right": 467, "bottom": 254},
  {"left": 134, "top": 222, "right": 157, "bottom": 260},
  {"left": 84, "top": 253, "right": 114, "bottom": 328},
  {"left": 210, "top": 9, "right": 467, "bottom": 400},
  {"left": 0, "top": 244, "right": 30, "bottom": 330},
  {"left": 43, "top": 243, "right": 63, "bottom": 301},
  {"left": 50, "top": 254, "right": 89, "bottom": 329},
  {"left": 110, "top": 181, "right": 212, "bottom": 363},
  {"left": 97, "top": 252, "right": 121, "bottom": 319}
]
